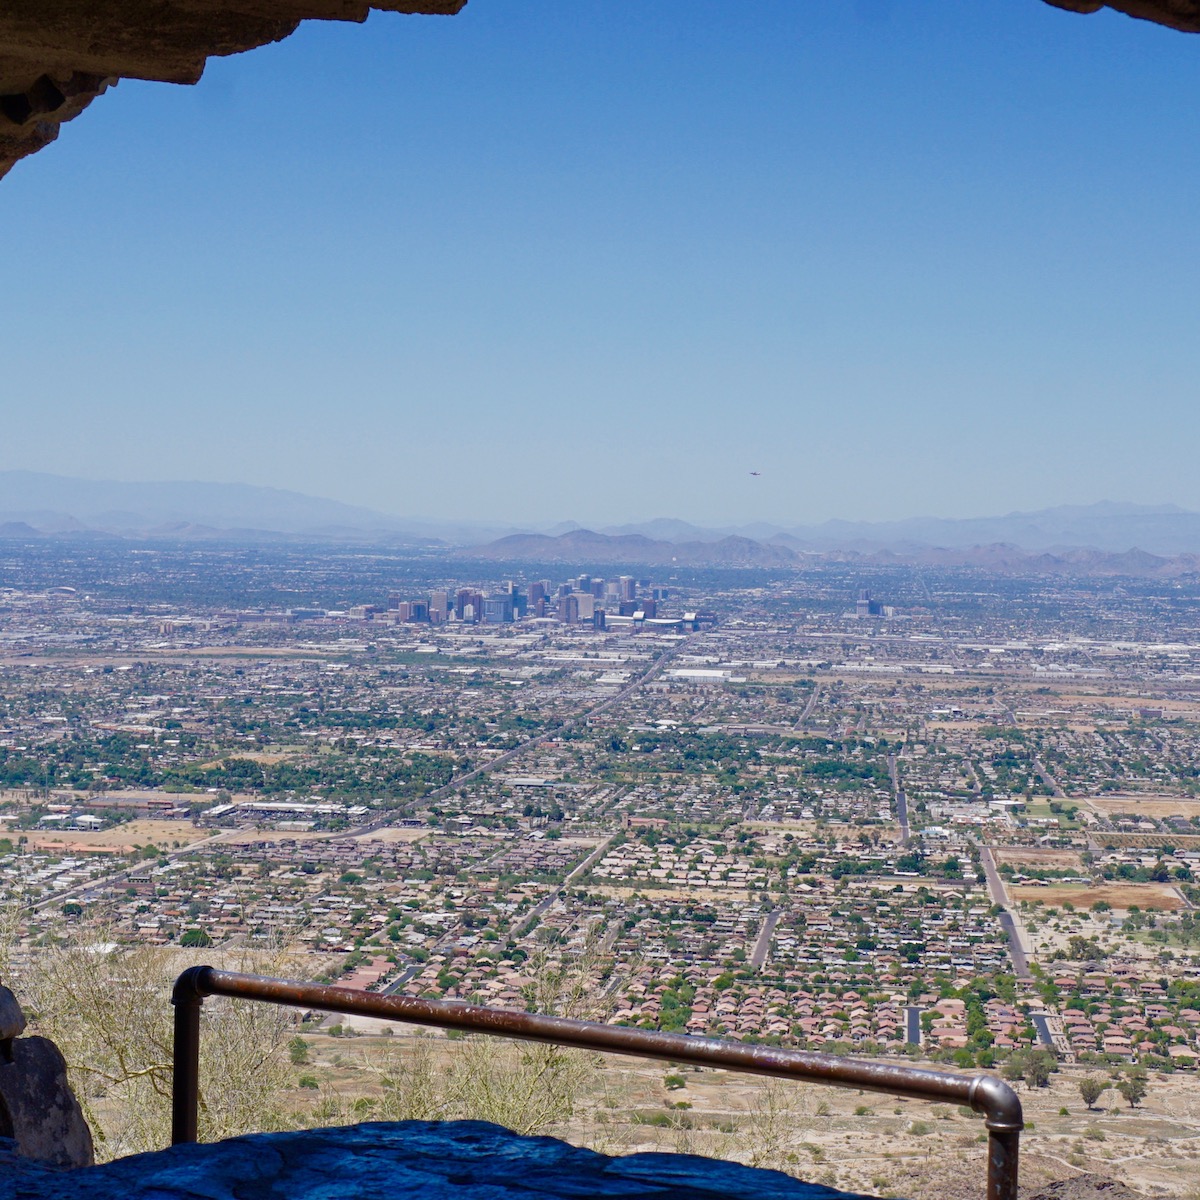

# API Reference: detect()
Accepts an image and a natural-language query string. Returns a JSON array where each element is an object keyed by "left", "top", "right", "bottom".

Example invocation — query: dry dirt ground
[
  {"left": 349, "top": 827, "right": 431, "bottom": 845},
  {"left": 31, "top": 818, "right": 208, "bottom": 851},
  {"left": 289, "top": 1029, "right": 1200, "bottom": 1200},
  {"left": 994, "top": 849, "right": 1085, "bottom": 871},
  {"left": 1085, "top": 797, "right": 1200, "bottom": 820},
  {"left": 1009, "top": 883, "right": 1184, "bottom": 912}
]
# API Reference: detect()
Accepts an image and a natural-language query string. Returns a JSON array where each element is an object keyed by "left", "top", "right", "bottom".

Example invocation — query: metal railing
[{"left": 172, "top": 966, "right": 1022, "bottom": 1200}]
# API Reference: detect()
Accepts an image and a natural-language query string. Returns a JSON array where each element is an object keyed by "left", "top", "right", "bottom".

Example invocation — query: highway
[
  {"left": 30, "top": 826, "right": 237, "bottom": 915},
  {"left": 793, "top": 684, "right": 820, "bottom": 730}
]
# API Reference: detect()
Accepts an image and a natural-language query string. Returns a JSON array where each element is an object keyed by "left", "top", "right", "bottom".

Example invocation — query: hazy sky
[{"left": 3, "top": 1, "right": 1199, "bottom": 526}]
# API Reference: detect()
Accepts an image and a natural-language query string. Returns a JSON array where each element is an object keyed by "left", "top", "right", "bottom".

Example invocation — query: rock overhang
[
  {"left": 0, "top": 1, "right": 1197, "bottom": 181},
  {"left": 0, "top": 0, "right": 465, "bottom": 179}
]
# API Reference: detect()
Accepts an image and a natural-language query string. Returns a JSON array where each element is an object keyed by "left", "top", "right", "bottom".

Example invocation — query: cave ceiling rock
[
  {"left": 0, "top": 0, "right": 1196, "bottom": 180},
  {"left": 0, "top": 1, "right": 465, "bottom": 178}
]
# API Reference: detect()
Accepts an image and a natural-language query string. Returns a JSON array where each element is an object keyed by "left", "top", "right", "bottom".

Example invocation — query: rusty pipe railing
[{"left": 172, "top": 966, "right": 1022, "bottom": 1200}]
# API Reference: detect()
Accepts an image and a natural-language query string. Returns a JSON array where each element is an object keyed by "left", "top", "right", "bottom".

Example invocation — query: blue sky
[{"left": 3, "top": 0, "right": 1198, "bottom": 526}]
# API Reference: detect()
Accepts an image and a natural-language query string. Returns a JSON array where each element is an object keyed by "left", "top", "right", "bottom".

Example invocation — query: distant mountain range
[
  {"left": 469, "top": 530, "right": 799, "bottom": 568},
  {"left": 2, "top": 472, "right": 1200, "bottom": 576},
  {"left": 0, "top": 471, "right": 516, "bottom": 546},
  {"left": 591, "top": 503, "right": 1200, "bottom": 557},
  {"left": 466, "top": 529, "right": 1200, "bottom": 576}
]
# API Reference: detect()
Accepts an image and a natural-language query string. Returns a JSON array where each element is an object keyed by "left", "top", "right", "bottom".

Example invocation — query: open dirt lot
[
  {"left": 1010, "top": 881, "right": 1184, "bottom": 911},
  {"left": 34, "top": 818, "right": 206, "bottom": 850},
  {"left": 1086, "top": 795, "right": 1200, "bottom": 818},
  {"left": 351, "top": 827, "right": 431, "bottom": 845},
  {"left": 993, "top": 847, "right": 1084, "bottom": 870}
]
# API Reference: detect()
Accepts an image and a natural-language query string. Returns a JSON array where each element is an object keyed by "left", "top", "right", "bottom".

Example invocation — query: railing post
[
  {"left": 987, "top": 1127, "right": 1020, "bottom": 1200},
  {"left": 171, "top": 965, "right": 210, "bottom": 1145},
  {"left": 969, "top": 1074, "right": 1023, "bottom": 1200}
]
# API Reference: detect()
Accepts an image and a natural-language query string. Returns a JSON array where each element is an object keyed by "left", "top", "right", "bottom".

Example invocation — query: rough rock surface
[
  {"left": 0, "top": 986, "right": 27, "bottom": 1043},
  {"left": 1, "top": 1, "right": 1199, "bottom": 181},
  {"left": 0, "top": 1034, "right": 94, "bottom": 1168},
  {"left": 0, "top": 1120, "right": 873, "bottom": 1200},
  {"left": 0, "top": 0, "right": 465, "bottom": 178},
  {"left": 1025, "top": 1178, "right": 1146, "bottom": 1200},
  {"left": 1044, "top": 1, "right": 1200, "bottom": 33}
]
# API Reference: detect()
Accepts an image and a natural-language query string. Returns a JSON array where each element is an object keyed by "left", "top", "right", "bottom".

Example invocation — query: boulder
[
  {"left": 0, "top": 1034, "right": 94, "bottom": 1168},
  {"left": 0, "top": 987, "right": 26, "bottom": 1044},
  {"left": 0, "top": 1119, "right": 872, "bottom": 1199}
]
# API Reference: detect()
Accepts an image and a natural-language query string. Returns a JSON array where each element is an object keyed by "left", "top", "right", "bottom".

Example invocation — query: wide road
[
  {"left": 384, "top": 832, "right": 618, "bottom": 996},
  {"left": 511, "top": 833, "right": 617, "bottom": 937},
  {"left": 750, "top": 909, "right": 781, "bottom": 970},
  {"left": 793, "top": 684, "right": 820, "bottom": 730},
  {"left": 29, "top": 826, "right": 236, "bottom": 914},
  {"left": 1031, "top": 1013, "right": 1055, "bottom": 1049},
  {"left": 887, "top": 752, "right": 910, "bottom": 843},
  {"left": 904, "top": 1006, "right": 921, "bottom": 1046},
  {"left": 976, "top": 841, "right": 1031, "bottom": 978},
  {"left": 1034, "top": 758, "right": 1066, "bottom": 799}
]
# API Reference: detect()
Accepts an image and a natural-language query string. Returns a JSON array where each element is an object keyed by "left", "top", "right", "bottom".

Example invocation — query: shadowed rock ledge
[
  {"left": 1044, "top": 0, "right": 1200, "bottom": 32},
  {"left": 1, "top": 0, "right": 1198, "bottom": 181},
  {"left": 0, "top": 1119, "right": 875, "bottom": 1200},
  {"left": 0, "top": 0, "right": 465, "bottom": 179}
]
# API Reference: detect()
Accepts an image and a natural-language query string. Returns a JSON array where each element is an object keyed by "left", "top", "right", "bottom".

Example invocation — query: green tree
[
  {"left": 1117, "top": 1075, "right": 1147, "bottom": 1108},
  {"left": 1079, "top": 1076, "right": 1108, "bottom": 1110}
]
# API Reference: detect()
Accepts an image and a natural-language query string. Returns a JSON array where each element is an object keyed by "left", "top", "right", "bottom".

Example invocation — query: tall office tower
[
  {"left": 557, "top": 583, "right": 572, "bottom": 599},
  {"left": 408, "top": 600, "right": 430, "bottom": 622},
  {"left": 456, "top": 589, "right": 483, "bottom": 623},
  {"left": 591, "top": 578, "right": 605, "bottom": 597},
  {"left": 429, "top": 591, "right": 449, "bottom": 623},
  {"left": 387, "top": 592, "right": 403, "bottom": 610},
  {"left": 576, "top": 594, "right": 595, "bottom": 620},
  {"left": 593, "top": 609, "right": 606, "bottom": 630},
  {"left": 483, "top": 594, "right": 514, "bottom": 624},
  {"left": 618, "top": 575, "right": 636, "bottom": 602},
  {"left": 576, "top": 574, "right": 591, "bottom": 594},
  {"left": 604, "top": 581, "right": 620, "bottom": 603},
  {"left": 641, "top": 598, "right": 657, "bottom": 619},
  {"left": 394, "top": 601, "right": 413, "bottom": 621},
  {"left": 527, "top": 580, "right": 547, "bottom": 607},
  {"left": 856, "top": 590, "right": 872, "bottom": 619},
  {"left": 557, "top": 595, "right": 579, "bottom": 623},
  {"left": 652, "top": 586, "right": 670, "bottom": 601}
]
